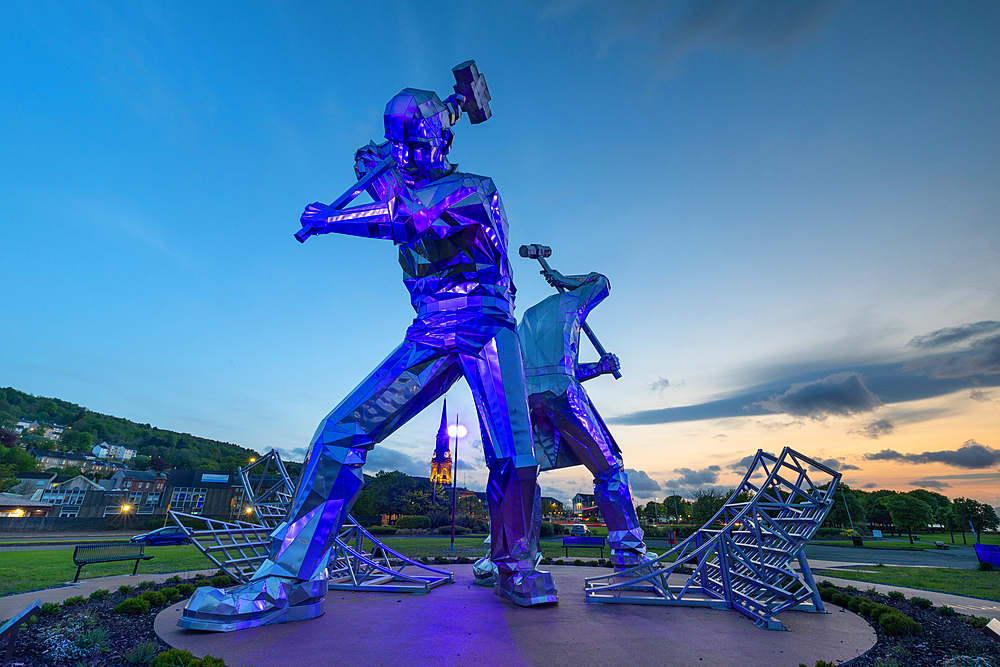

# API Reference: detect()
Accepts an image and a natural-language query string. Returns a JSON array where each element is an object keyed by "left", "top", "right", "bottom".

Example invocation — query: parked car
[
  {"left": 130, "top": 525, "right": 191, "bottom": 546},
  {"left": 569, "top": 524, "right": 591, "bottom": 537}
]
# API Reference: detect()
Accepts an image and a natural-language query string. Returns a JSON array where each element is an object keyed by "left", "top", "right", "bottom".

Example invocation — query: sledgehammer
[{"left": 518, "top": 244, "right": 621, "bottom": 379}]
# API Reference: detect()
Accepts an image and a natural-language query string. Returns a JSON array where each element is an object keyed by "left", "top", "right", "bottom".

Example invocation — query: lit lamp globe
[{"left": 447, "top": 424, "right": 468, "bottom": 439}]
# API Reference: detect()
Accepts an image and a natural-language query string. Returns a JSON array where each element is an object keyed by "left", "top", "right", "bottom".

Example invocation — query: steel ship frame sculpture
[
  {"left": 584, "top": 447, "right": 840, "bottom": 630},
  {"left": 170, "top": 450, "right": 452, "bottom": 611}
]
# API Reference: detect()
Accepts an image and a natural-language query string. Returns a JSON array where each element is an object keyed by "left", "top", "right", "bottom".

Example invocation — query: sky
[{"left": 2, "top": 1, "right": 998, "bottom": 510}]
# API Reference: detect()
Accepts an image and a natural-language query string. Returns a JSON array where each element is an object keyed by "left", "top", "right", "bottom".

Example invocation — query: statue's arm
[
  {"left": 576, "top": 353, "right": 620, "bottom": 382},
  {"left": 296, "top": 200, "right": 404, "bottom": 243}
]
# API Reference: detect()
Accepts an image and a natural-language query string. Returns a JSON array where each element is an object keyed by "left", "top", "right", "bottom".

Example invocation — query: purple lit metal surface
[
  {"left": 518, "top": 269, "right": 648, "bottom": 567},
  {"left": 584, "top": 448, "right": 841, "bottom": 630},
  {"left": 180, "top": 62, "right": 554, "bottom": 632}
]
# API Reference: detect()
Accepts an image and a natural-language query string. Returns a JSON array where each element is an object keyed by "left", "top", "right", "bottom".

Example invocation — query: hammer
[
  {"left": 518, "top": 244, "right": 621, "bottom": 380},
  {"left": 452, "top": 60, "right": 491, "bottom": 124}
]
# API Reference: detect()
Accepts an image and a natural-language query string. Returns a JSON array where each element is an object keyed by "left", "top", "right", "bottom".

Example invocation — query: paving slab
[{"left": 155, "top": 565, "right": 876, "bottom": 667}]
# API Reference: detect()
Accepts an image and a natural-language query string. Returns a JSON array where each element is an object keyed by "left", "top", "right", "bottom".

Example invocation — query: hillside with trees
[{"left": 0, "top": 386, "right": 259, "bottom": 472}]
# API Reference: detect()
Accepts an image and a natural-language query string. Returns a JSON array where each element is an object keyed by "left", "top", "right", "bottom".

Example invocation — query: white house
[{"left": 91, "top": 441, "right": 137, "bottom": 461}]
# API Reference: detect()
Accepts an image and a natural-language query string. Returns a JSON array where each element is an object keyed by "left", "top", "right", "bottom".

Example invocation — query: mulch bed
[
  {"left": 6, "top": 573, "right": 1000, "bottom": 666},
  {"left": 7, "top": 575, "right": 218, "bottom": 667},
  {"left": 826, "top": 582, "right": 1000, "bottom": 667}
]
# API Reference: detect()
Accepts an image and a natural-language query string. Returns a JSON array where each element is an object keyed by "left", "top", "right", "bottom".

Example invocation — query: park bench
[
  {"left": 934, "top": 541, "right": 949, "bottom": 550},
  {"left": 72, "top": 542, "right": 154, "bottom": 582},
  {"left": 1, "top": 598, "right": 39, "bottom": 665},
  {"left": 562, "top": 535, "right": 606, "bottom": 558},
  {"left": 974, "top": 544, "right": 1000, "bottom": 568}
]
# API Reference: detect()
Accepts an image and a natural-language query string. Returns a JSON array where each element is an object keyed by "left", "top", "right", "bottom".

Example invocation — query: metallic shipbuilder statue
[
  {"left": 519, "top": 246, "right": 649, "bottom": 569},
  {"left": 179, "top": 62, "right": 556, "bottom": 632},
  {"left": 474, "top": 245, "right": 650, "bottom": 584}
]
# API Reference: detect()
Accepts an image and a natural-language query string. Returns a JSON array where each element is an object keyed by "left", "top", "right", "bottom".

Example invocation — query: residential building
[
  {"left": 28, "top": 448, "right": 91, "bottom": 471},
  {"left": 164, "top": 469, "right": 239, "bottom": 517},
  {"left": 106, "top": 470, "right": 168, "bottom": 514},
  {"left": 92, "top": 441, "right": 137, "bottom": 461},
  {"left": 572, "top": 493, "right": 600, "bottom": 520},
  {"left": 40, "top": 476, "right": 104, "bottom": 517},
  {"left": 0, "top": 493, "right": 52, "bottom": 518},
  {"left": 10, "top": 472, "right": 58, "bottom": 497}
]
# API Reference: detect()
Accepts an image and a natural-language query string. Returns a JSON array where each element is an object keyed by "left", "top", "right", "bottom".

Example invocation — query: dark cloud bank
[
  {"left": 864, "top": 440, "right": 1000, "bottom": 469},
  {"left": 612, "top": 321, "right": 1000, "bottom": 426}
]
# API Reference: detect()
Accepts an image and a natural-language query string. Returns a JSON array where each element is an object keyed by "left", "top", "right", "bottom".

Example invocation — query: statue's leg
[
  {"left": 179, "top": 340, "right": 462, "bottom": 631},
  {"left": 459, "top": 327, "right": 557, "bottom": 606},
  {"left": 548, "top": 383, "right": 649, "bottom": 568}
]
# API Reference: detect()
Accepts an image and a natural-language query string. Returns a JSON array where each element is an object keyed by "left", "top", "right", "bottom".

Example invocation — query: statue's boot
[
  {"left": 177, "top": 573, "right": 328, "bottom": 632},
  {"left": 494, "top": 567, "right": 558, "bottom": 606},
  {"left": 611, "top": 549, "right": 660, "bottom": 577},
  {"left": 473, "top": 556, "right": 497, "bottom": 587}
]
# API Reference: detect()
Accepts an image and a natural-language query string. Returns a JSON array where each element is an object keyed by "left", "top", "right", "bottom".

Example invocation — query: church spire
[{"left": 429, "top": 399, "right": 452, "bottom": 486}]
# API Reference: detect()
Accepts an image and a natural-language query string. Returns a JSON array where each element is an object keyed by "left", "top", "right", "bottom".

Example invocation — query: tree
[
  {"left": 935, "top": 505, "right": 961, "bottom": 544},
  {"left": 60, "top": 429, "right": 93, "bottom": 452},
  {"left": 883, "top": 494, "right": 934, "bottom": 544},
  {"left": 130, "top": 455, "right": 151, "bottom": 471},
  {"left": 0, "top": 463, "right": 19, "bottom": 493},
  {"left": 0, "top": 445, "right": 38, "bottom": 473},
  {"left": 825, "top": 484, "right": 867, "bottom": 530},
  {"left": 0, "top": 429, "right": 17, "bottom": 448},
  {"left": 864, "top": 490, "right": 897, "bottom": 536},
  {"left": 662, "top": 494, "right": 691, "bottom": 522},
  {"left": 150, "top": 457, "right": 172, "bottom": 473},
  {"left": 953, "top": 497, "right": 1000, "bottom": 544},
  {"left": 690, "top": 487, "right": 728, "bottom": 526}
]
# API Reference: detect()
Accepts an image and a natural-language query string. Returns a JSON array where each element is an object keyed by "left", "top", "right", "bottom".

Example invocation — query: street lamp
[{"left": 447, "top": 419, "right": 468, "bottom": 550}]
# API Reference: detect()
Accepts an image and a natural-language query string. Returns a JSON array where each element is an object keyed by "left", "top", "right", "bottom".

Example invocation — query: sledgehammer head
[
  {"left": 453, "top": 60, "right": 491, "bottom": 124},
  {"left": 519, "top": 244, "right": 551, "bottom": 259}
]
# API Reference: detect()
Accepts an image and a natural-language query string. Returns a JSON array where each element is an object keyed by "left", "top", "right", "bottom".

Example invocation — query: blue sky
[{"left": 2, "top": 1, "right": 998, "bottom": 507}]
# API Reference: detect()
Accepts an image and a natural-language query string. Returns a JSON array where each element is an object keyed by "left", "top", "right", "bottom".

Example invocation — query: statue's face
[{"left": 391, "top": 139, "right": 447, "bottom": 181}]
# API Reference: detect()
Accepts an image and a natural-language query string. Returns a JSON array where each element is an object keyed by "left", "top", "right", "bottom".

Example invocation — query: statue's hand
[
  {"left": 599, "top": 353, "right": 620, "bottom": 376},
  {"left": 542, "top": 269, "right": 565, "bottom": 289}
]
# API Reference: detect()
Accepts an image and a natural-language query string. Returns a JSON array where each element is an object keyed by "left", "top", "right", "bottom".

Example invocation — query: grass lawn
[
  {"left": 0, "top": 545, "right": 213, "bottom": 597},
  {"left": 814, "top": 566, "right": 1000, "bottom": 602}
]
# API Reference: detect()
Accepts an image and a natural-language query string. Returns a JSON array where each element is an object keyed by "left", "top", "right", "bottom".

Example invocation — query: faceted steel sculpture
[
  {"left": 517, "top": 246, "right": 650, "bottom": 569},
  {"left": 179, "top": 61, "right": 555, "bottom": 632},
  {"left": 171, "top": 450, "right": 452, "bottom": 596},
  {"left": 584, "top": 448, "right": 840, "bottom": 630}
]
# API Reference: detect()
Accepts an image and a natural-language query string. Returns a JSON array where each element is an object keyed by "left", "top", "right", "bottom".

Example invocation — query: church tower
[{"left": 429, "top": 399, "right": 452, "bottom": 487}]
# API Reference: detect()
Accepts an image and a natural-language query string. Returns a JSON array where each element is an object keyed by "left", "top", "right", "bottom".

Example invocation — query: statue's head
[{"left": 384, "top": 88, "right": 454, "bottom": 181}]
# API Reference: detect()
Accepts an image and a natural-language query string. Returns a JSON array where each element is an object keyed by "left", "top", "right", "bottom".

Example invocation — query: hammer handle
[{"left": 534, "top": 256, "right": 621, "bottom": 379}]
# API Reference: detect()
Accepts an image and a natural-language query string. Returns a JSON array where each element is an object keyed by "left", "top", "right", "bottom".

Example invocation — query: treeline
[
  {"left": 0, "top": 386, "right": 259, "bottom": 472},
  {"left": 822, "top": 485, "right": 998, "bottom": 543},
  {"left": 350, "top": 470, "right": 487, "bottom": 530}
]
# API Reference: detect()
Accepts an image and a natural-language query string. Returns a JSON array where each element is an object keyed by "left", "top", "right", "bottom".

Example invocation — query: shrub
[
  {"left": 39, "top": 602, "right": 60, "bottom": 616},
  {"left": 831, "top": 592, "right": 851, "bottom": 608},
  {"left": 61, "top": 595, "right": 87, "bottom": 607},
  {"left": 395, "top": 515, "right": 431, "bottom": 530},
  {"left": 887, "top": 590, "right": 905, "bottom": 601},
  {"left": 868, "top": 604, "right": 895, "bottom": 622},
  {"left": 160, "top": 587, "right": 181, "bottom": 604},
  {"left": 880, "top": 610, "right": 922, "bottom": 636},
  {"left": 119, "top": 584, "right": 136, "bottom": 595},
  {"left": 210, "top": 575, "right": 232, "bottom": 588},
  {"left": 193, "top": 573, "right": 208, "bottom": 581},
  {"left": 967, "top": 616, "right": 989, "bottom": 629},
  {"left": 857, "top": 599, "right": 874, "bottom": 617},
  {"left": 176, "top": 583, "right": 196, "bottom": 596},
  {"left": 978, "top": 561, "right": 995, "bottom": 572},
  {"left": 140, "top": 590, "right": 166, "bottom": 607},
  {"left": 114, "top": 597, "right": 151, "bottom": 615},
  {"left": 74, "top": 627, "right": 108, "bottom": 653},
  {"left": 572, "top": 559, "right": 584, "bottom": 566},
  {"left": 368, "top": 526, "right": 397, "bottom": 535},
  {"left": 540, "top": 523, "right": 555, "bottom": 538},
  {"left": 437, "top": 525, "right": 468, "bottom": 535},
  {"left": 126, "top": 639, "right": 162, "bottom": 665},
  {"left": 89, "top": 588, "right": 111, "bottom": 601},
  {"left": 165, "top": 575, "right": 182, "bottom": 584},
  {"left": 848, "top": 596, "right": 863, "bottom": 613},
  {"left": 936, "top": 605, "right": 957, "bottom": 616},
  {"left": 137, "top": 580, "right": 156, "bottom": 590},
  {"left": 454, "top": 556, "right": 472, "bottom": 564},
  {"left": 818, "top": 587, "right": 835, "bottom": 603},
  {"left": 150, "top": 648, "right": 226, "bottom": 667},
  {"left": 909, "top": 596, "right": 933, "bottom": 609}
]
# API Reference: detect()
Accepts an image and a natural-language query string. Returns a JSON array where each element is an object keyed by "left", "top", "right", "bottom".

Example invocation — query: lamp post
[{"left": 447, "top": 419, "right": 467, "bottom": 550}]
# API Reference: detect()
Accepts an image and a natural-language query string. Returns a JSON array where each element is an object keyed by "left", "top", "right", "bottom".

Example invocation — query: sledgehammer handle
[{"left": 533, "top": 256, "right": 622, "bottom": 380}]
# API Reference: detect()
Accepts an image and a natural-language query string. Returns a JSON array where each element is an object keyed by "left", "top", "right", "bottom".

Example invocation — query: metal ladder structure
[
  {"left": 584, "top": 447, "right": 840, "bottom": 629},
  {"left": 171, "top": 449, "right": 453, "bottom": 594}
]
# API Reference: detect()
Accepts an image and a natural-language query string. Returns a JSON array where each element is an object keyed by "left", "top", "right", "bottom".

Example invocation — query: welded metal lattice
[
  {"left": 172, "top": 450, "right": 452, "bottom": 594},
  {"left": 584, "top": 447, "right": 841, "bottom": 630}
]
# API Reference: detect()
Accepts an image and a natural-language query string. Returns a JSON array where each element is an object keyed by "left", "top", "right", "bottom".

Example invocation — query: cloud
[
  {"left": 713, "top": 433, "right": 728, "bottom": 439},
  {"left": 648, "top": 377, "right": 672, "bottom": 392},
  {"left": 861, "top": 483, "right": 878, "bottom": 489},
  {"left": 455, "top": 459, "right": 483, "bottom": 471},
  {"left": 851, "top": 419, "right": 896, "bottom": 440},
  {"left": 840, "top": 463, "right": 861, "bottom": 471},
  {"left": 910, "top": 479, "right": 952, "bottom": 490},
  {"left": 624, "top": 469, "right": 662, "bottom": 497},
  {"left": 755, "top": 419, "right": 804, "bottom": 430},
  {"left": 814, "top": 458, "right": 861, "bottom": 472},
  {"left": 758, "top": 372, "right": 882, "bottom": 420},
  {"left": 970, "top": 389, "right": 993, "bottom": 402},
  {"left": 864, "top": 440, "right": 1000, "bottom": 469},
  {"left": 905, "top": 321, "right": 1000, "bottom": 379},
  {"left": 365, "top": 447, "right": 427, "bottom": 477},
  {"left": 664, "top": 465, "right": 722, "bottom": 489}
]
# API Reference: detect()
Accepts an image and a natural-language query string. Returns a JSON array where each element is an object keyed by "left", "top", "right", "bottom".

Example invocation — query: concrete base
[{"left": 155, "top": 565, "right": 875, "bottom": 667}]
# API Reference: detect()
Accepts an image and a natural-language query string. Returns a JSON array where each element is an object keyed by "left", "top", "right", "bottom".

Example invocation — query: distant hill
[{"left": 1, "top": 386, "right": 259, "bottom": 472}]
